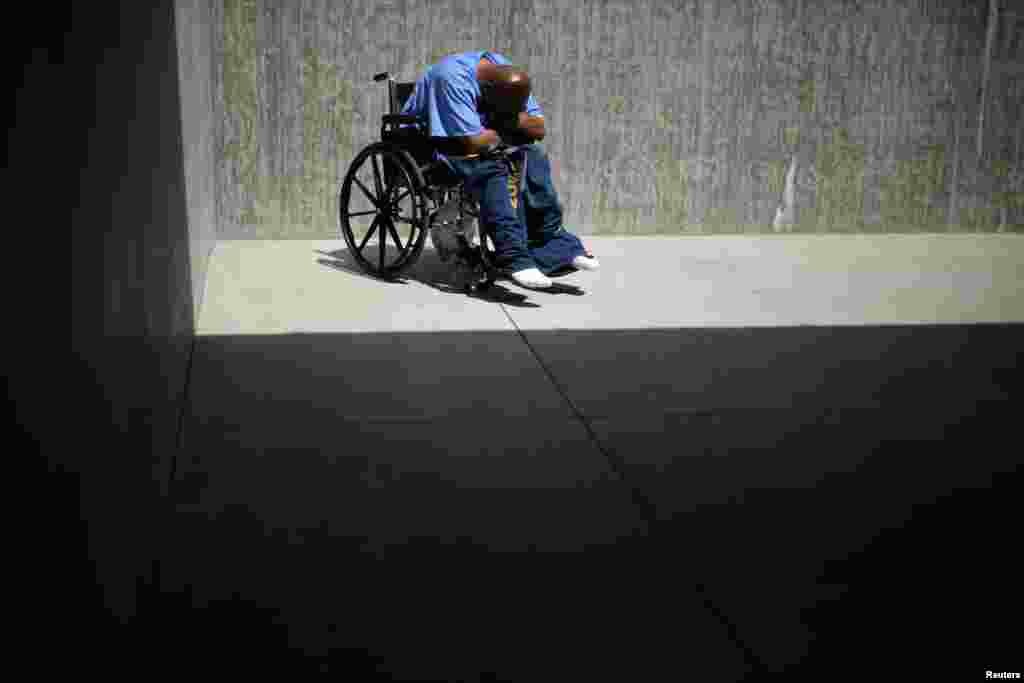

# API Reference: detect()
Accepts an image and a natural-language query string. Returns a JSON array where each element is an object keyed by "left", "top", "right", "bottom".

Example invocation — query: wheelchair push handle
[{"left": 373, "top": 72, "right": 391, "bottom": 82}]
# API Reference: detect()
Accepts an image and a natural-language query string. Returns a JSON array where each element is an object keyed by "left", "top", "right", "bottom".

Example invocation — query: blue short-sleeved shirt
[{"left": 399, "top": 51, "right": 543, "bottom": 162}]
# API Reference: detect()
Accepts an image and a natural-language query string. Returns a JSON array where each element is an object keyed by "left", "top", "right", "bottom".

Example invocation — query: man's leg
[
  {"left": 445, "top": 157, "right": 535, "bottom": 275},
  {"left": 520, "top": 145, "right": 588, "bottom": 275}
]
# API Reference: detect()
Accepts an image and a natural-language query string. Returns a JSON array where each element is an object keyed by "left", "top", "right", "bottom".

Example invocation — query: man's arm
[
  {"left": 443, "top": 128, "right": 501, "bottom": 156},
  {"left": 443, "top": 116, "right": 544, "bottom": 156},
  {"left": 516, "top": 113, "right": 545, "bottom": 141},
  {"left": 491, "top": 112, "right": 545, "bottom": 145}
]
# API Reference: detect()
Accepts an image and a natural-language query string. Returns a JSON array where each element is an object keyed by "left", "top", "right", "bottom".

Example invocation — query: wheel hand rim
[{"left": 379, "top": 213, "right": 386, "bottom": 271}]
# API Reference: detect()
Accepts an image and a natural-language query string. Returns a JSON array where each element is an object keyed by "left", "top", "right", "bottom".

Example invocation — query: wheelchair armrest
[
  {"left": 383, "top": 114, "right": 421, "bottom": 125},
  {"left": 479, "top": 142, "right": 531, "bottom": 158},
  {"left": 443, "top": 143, "right": 532, "bottom": 162}
]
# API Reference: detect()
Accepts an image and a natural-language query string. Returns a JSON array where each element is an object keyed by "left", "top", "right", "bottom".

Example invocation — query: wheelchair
[{"left": 338, "top": 71, "right": 529, "bottom": 293}]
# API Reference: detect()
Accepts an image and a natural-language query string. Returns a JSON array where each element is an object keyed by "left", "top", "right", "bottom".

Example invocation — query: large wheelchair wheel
[{"left": 339, "top": 143, "right": 427, "bottom": 278}]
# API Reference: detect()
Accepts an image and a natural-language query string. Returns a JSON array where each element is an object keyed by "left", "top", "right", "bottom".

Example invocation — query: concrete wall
[
  {"left": 212, "top": 0, "right": 1023, "bottom": 239},
  {"left": 177, "top": 0, "right": 220, "bottom": 322},
  {"left": 57, "top": 0, "right": 210, "bottom": 624}
]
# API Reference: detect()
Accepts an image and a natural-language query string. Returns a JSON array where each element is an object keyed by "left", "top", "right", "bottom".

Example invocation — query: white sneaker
[
  {"left": 572, "top": 253, "right": 600, "bottom": 271},
  {"left": 510, "top": 267, "right": 553, "bottom": 289}
]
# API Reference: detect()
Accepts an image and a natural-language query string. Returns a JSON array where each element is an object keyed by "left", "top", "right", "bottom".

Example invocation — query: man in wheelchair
[{"left": 400, "top": 51, "right": 599, "bottom": 289}]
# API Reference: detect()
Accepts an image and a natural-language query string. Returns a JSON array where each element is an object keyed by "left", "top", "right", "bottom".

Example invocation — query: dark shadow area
[
  {"left": 516, "top": 323, "right": 1022, "bottom": 676},
  {"left": 30, "top": 0, "right": 200, "bottom": 675},
  {"left": 56, "top": 323, "right": 1021, "bottom": 679}
]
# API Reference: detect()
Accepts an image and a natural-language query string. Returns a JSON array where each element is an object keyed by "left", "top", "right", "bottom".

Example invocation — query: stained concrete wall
[
  {"left": 212, "top": 0, "right": 1023, "bottom": 239},
  {"left": 177, "top": 0, "right": 220, "bottom": 323}
]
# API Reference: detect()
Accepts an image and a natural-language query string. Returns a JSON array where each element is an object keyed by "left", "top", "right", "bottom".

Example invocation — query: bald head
[{"left": 479, "top": 63, "right": 531, "bottom": 117}]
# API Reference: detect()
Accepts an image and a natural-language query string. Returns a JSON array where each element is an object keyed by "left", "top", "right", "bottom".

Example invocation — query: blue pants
[{"left": 445, "top": 144, "right": 586, "bottom": 275}]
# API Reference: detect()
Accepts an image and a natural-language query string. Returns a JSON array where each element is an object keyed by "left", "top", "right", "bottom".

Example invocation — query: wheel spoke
[
  {"left": 386, "top": 216, "right": 404, "bottom": 250},
  {"left": 354, "top": 175, "right": 378, "bottom": 208},
  {"left": 389, "top": 179, "right": 415, "bottom": 226},
  {"left": 358, "top": 216, "right": 379, "bottom": 252},
  {"left": 378, "top": 213, "right": 387, "bottom": 270},
  {"left": 371, "top": 153, "right": 385, "bottom": 204},
  {"left": 346, "top": 209, "right": 378, "bottom": 218},
  {"left": 390, "top": 214, "right": 416, "bottom": 226},
  {"left": 390, "top": 187, "right": 411, "bottom": 206}
]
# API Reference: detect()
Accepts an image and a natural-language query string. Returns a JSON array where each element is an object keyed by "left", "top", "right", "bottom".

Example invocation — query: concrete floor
[
  {"left": 168, "top": 235, "right": 1022, "bottom": 677},
  {"left": 197, "top": 235, "right": 1023, "bottom": 334}
]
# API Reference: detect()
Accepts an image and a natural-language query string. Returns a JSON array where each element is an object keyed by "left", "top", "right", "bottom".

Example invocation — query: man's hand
[
  {"left": 451, "top": 113, "right": 545, "bottom": 156},
  {"left": 442, "top": 128, "right": 505, "bottom": 156}
]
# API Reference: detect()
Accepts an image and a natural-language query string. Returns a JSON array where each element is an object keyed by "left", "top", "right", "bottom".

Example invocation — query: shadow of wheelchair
[
  {"left": 314, "top": 247, "right": 410, "bottom": 285},
  {"left": 315, "top": 247, "right": 585, "bottom": 307}
]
